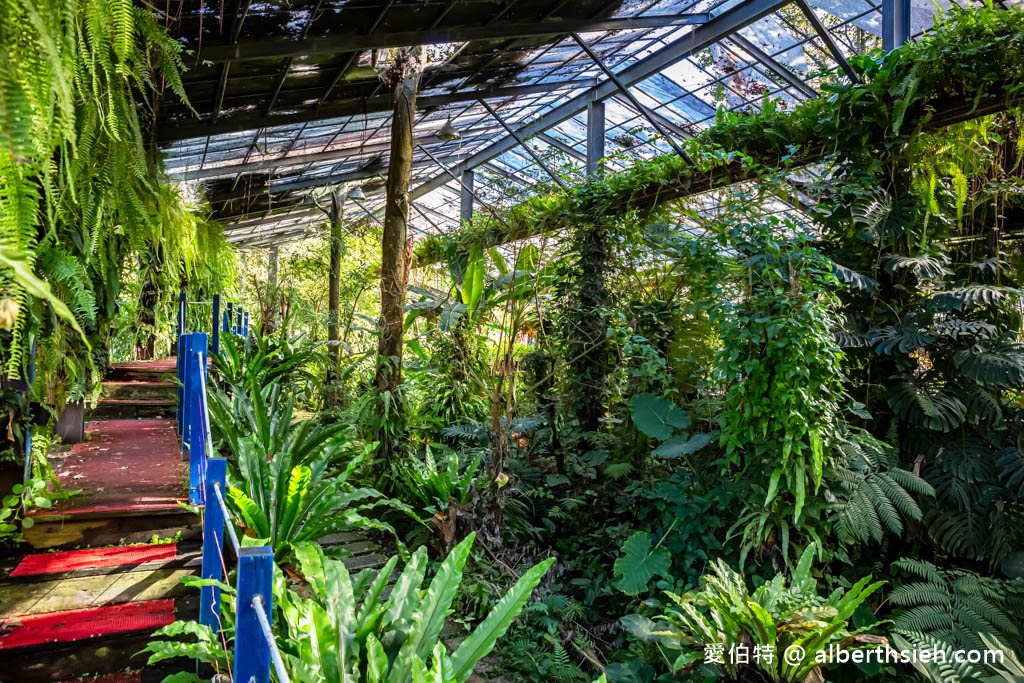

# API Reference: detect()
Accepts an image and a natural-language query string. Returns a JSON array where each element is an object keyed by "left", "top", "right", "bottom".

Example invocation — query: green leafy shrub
[
  {"left": 623, "top": 544, "right": 884, "bottom": 682},
  {"left": 278, "top": 533, "right": 554, "bottom": 682}
]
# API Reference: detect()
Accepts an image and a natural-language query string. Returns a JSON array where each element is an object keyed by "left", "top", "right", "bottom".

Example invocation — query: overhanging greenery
[{"left": 414, "top": 4, "right": 1024, "bottom": 268}]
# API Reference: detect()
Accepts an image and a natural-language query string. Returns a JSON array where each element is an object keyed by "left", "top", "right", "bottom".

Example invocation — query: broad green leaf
[
  {"left": 628, "top": 393, "right": 690, "bottom": 441},
  {"left": 652, "top": 432, "right": 714, "bottom": 458},
  {"left": 0, "top": 245, "right": 88, "bottom": 345},
  {"left": 450, "top": 557, "right": 554, "bottom": 682},
  {"left": 613, "top": 531, "right": 671, "bottom": 595}
]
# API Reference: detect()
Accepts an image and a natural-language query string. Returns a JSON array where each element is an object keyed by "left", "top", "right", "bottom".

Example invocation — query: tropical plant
[
  {"left": 394, "top": 444, "right": 482, "bottom": 515},
  {"left": 226, "top": 433, "right": 408, "bottom": 565},
  {"left": 207, "top": 377, "right": 349, "bottom": 468},
  {"left": 622, "top": 544, "right": 885, "bottom": 682},
  {"left": 211, "top": 331, "right": 322, "bottom": 398},
  {"left": 889, "top": 558, "right": 1024, "bottom": 653},
  {"left": 276, "top": 533, "right": 554, "bottom": 682}
]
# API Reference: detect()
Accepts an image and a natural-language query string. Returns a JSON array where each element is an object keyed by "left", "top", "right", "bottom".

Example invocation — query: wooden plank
[
  {"left": 2, "top": 595, "right": 197, "bottom": 683},
  {"left": 0, "top": 568, "right": 193, "bottom": 616},
  {"left": 23, "top": 514, "right": 199, "bottom": 551}
]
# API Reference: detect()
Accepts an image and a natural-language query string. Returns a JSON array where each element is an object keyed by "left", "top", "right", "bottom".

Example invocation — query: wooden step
[
  {"left": 88, "top": 399, "right": 177, "bottom": 420},
  {"left": 105, "top": 359, "right": 178, "bottom": 384},
  {"left": 0, "top": 543, "right": 200, "bottom": 682},
  {"left": 100, "top": 382, "right": 177, "bottom": 402},
  {"left": 0, "top": 596, "right": 197, "bottom": 683},
  {"left": 4, "top": 543, "right": 201, "bottom": 581},
  {"left": 27, "top": 419, "right": 195, "bottom": 550}
]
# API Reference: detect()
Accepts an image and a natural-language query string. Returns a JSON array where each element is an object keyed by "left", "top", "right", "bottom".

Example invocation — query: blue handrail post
[
  {"left": 177, "top": 290, "right": 187, "bottom": 340},
  {"left": 177, "top": 333, "right": 192, "bottom": 439},
  {"left": 225, "top": 302, "right": 233, "bottom": 334},
  {"left": 212, "top": 294, "right": 221, "bottom": 356},
  {"left": 236, "top": 308, "right": 243, "bottom": 337},
  {"left": 242, "top": 311, "right": 249, "bottom": 338},
  {"left": 187, "top": 334, "right": 209, "bottom": 505},
  {"left": 234, "top": 546, "right": 274, "bottom": 683},
  {"left": 200, "top": 457, "right": 227, "bottom": 632}
]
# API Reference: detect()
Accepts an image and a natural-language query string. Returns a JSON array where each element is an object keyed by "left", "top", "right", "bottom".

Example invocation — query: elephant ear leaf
[
  {"left": 613, "top": 531, "right": 671, "bottom": 595},
  {"left": 629, "top": 393, "right": 690, "bottom": 441},
  {"left": 450, "top": 557, "right": 554, "bottom": 683}
]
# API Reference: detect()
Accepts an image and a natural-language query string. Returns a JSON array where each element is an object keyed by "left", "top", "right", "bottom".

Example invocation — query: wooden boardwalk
[{"left": 0, "top": 357, "right": 384, "bottom": 682}]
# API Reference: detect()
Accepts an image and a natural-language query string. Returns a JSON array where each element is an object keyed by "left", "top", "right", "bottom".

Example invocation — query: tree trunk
[
  {"left": 327, "top": 195, "right": 343, "bottom": 361},
  {"left": 322, "top": 192, "right": 344, "bottom": 408},
  {"left": 262, "top": 246, "right": 279, "bottom": 335},
  {"left": 374, "top": 48, "right": 421, "bottom": 464}
]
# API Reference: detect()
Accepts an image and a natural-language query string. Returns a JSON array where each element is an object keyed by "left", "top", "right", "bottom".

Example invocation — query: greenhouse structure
[{"left": 1, "top": 0, "right": 1024, "bottom": 681}]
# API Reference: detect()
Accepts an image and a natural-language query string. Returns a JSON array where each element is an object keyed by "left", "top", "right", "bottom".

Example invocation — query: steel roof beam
[
  {"left": 196, "top": 15, "right": 712, "bottom": 64},
  {"left": 157, "top": 78, "right": 599, "bottom": 142},
  {"left": 411, "top": 0, "right": 791, "bottom": 200},
  {"left": 793, "top": 0, "right": 860, "bottom": 82},
  {"left": 537, "top": 133, "right": 587, "bottom": 162},
  {"left": 727, "top": 34, "right": 818, "bottom": 100}
]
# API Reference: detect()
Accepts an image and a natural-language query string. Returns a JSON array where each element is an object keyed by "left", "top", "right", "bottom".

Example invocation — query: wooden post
[
  {"left": 234, "top": 546, "right": 274, "bottom": 683},
  {"left": 375, "top": 47, "right": 422, "bottom": 464},
  {"left": 200, "top": 457, "right": 227, "bottom": 632}
]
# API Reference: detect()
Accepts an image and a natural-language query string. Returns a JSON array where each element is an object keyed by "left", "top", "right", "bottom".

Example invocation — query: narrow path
[{"left": 0, "top": 359, "right": 195, "bottom": 683}]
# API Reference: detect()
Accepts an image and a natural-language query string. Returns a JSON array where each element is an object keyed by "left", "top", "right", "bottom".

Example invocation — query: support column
[
  {"left": 461, "top": 170, "right": 475, "bottom": 225},
  {"left": 882, "top": 0, "right": 911, "bottom": 51},
  {"left": 586, "top": 100, "right": 605, "bottom": 177}
]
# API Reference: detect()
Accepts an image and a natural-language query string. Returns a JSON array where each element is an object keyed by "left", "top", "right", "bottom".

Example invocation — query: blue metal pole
[
  {"left": 212, "top": 294, "right": 221, "bottom": 356},
  {"left": 187, "top": 334, "right": 208, "bottom": 505},
  {"left": 236, "top": 308, "right": 243, "bottom": 337},
  {"left": 234, "top": 546, "right": 275, "bottom": 683},
  {"left": 200, "top": 457, "right": 227, "bottom": 632},
  {"left": 242, "top": 311, "right": 249, "bottom": 338},
  {"left": 177, "top": 333, "right": 191, "bottom": 440},
  {"left": 226, "top": 302, "right": 234, "bottom": 335},
  {"left": 177, "top": 290, "right": 187, "bottom": 338}
]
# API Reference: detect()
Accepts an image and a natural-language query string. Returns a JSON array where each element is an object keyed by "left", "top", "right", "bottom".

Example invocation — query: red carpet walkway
[{"left": 44, "top": 418, "right": 186, "bottom": 516}]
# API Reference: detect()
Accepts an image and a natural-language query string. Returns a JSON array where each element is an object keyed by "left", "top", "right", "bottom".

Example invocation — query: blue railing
[{"left": 178, "top": 326, "right": 289, "bottom": 682}]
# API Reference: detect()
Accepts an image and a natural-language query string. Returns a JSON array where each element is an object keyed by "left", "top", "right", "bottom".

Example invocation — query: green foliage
[
  {"left": 277, "top": 533, "right": 554, "bottom": 682},
  {"left": 889, "top": 558, "right": 1024, "bottom": 653},
  {"left": 623, "top": 544, "right": 884, "bottom": 682},
  {"left": 0, "top": 477, "right": 51, "bottom": 540},
  {"left": 226, "top": 428, "right": 405, "bottom": 565},
  {"left": 394, "top": 444, "right": 482, "bottom": 514},
  {"left": 612, "top": 530, "right": 671, "bottom": 596},
  {"left": 713, "top": 216, "right": 844, "bottom": 562},
  {"left": 212, "top": 331, "right": 322, "bottom": 396},
  {"left": 831, "top": 427, "right": 935, "bottom": 546}
]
